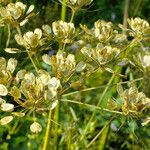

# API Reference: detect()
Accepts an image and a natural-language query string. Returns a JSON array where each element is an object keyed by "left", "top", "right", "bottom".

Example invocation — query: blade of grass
[
  {"left": 69, "top": 107, "right": 82, "bottom": 134},
  {"left": 133, "top": 0, "right": 142, "bottom": 17},
  {"left": 98, "top": 125, "right": 109, "bottom": 150},
  {"left": 86, "top": 117, "right": 114, "bottom": 149}
]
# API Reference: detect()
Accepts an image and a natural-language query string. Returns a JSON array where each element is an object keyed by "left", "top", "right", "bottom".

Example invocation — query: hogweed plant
[{"left": 0, "top": 0, "right": 150, "bottom": 150}]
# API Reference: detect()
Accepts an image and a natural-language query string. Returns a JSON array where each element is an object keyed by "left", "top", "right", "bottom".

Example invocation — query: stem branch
[
  {"left": 61, "top": 99, "right": 123, "bottom": 115},
  {"left": 26, "top": 50, "right": 38, "bottom": 73},
  {"left": 42, "top": 109, "right": 53, "bottom": 150},
  {"left": 70, "top": 9, "right": 75, "bottom": 23},
  {"left": 80, "top": 72, "right": 116, "bottom": 141},
  {"left": 6, "top": 25, "right": 11, "bottom": 47}
]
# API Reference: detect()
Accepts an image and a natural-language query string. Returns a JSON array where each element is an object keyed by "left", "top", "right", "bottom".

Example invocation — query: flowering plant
[{"left": 0, "top": 0, "right": 150, "bottom": 149}]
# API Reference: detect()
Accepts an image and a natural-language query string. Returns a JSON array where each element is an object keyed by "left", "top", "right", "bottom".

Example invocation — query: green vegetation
[{"left": 0, "top": 0, "right": 150, "bottom": 150}]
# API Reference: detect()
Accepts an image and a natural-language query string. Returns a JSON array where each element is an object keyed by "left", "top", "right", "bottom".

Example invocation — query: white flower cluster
[{"left": 0, "top": 2, "right": 34, "bottom": 26}]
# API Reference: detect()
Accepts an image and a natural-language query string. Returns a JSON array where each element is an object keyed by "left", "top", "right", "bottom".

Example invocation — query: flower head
[
  {"left": 52, "top": 20, "right": 75, "bottom": 43},
  {"left": 0, "top": 57, "right": 17, "bottom": 85},
  {"left": 143, "top": 55, "right": 150, "bottom": 68},
  {"left": 118, "top": 86, "right": 150, "bottom": 117},
  {"left": 0, "top": 2, "right": 34, "bottom": 26},
  {"left": 59, "top": 0, "right": 93, "bottom": 11},
  {"left": 42, "top": 52, "right": 76, "bottom": 78},
  {"left": 15, "top": 28, "right": 43, "bottom": 49},
  {"left": 128, "top": 17, "right": 150, "bottom": 36},
  {"left": 30, "top": 122, "right": 42, "bottom": 133}
]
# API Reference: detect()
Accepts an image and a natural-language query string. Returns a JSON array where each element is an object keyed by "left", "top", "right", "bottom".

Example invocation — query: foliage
[{"left": 0, "top": 0, "right": 150, "bottom": 150}]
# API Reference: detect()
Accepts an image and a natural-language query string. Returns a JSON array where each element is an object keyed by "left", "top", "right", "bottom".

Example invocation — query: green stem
[
  {"left": 61, "top": 0, "right": 67, "bottom": 21},
  {"left": 6, "top": 25, "right": 11, "bottom": 47},
  {"left": 16, "top": 25, "right": 22, "bottom": 35},
  {"left": 69, "top": 107, "right": 82, "bottom": 135},
  {"left": 54, "top": 102, "right": 60, "bottom": 150},
  {"left": 86, "top": 117, "right": 114, "bottom": 149},
  {"left": 43, "top": 109, "right": 53, "bottom": 150},
  {"left": 123, "top": 0, "right": 130, "bottom": 29},
  {"left": 26, "top": 50, "right": 38, "bottom": 73},
  {"left": 62, "top": 77, "right": 143, "bottom": 97},
  {"left": 67, "top": 121, "right": 71, "bottom": 150},
  {"left": 16, "top": 25, "right": 39, "bottom": 73},
  {"left": 61, "top": 99, "right": 123, "bottom": 115},
  {"left": 70, "top": 9, "right": 75, "bottom": 23},
  {"left": 80, "top": 72, "right": 116, "bottom": 141},
  {"left": 133, "top": 0, "right": 142, "bottom": 17},
  {"left": 98, "top": 125, "right": 109, "bottom": 150},
  {"left": 10, "top": 121, "right": 19, "bottom": 135}
]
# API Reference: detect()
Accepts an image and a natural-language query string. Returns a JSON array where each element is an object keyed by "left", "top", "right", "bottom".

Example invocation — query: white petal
[
  {"left": 48, "top": 77, "right": 60, "bottom": 89},
  {"left": 0, "top": 84, "right": 8, "bottom": 96},
  {"left": 7, "top": 58, "right": 17, "bottom": 73},
  {"left": 15, "top": 34, "right": 24, "bottom": 45},
  {"left": 0, "top": 98, "right": 6, "bottom": 105},
  {"left": 5, "top": 48, "right": 21, "bottom": 53},
  {"left": 30, "top": 122, "right": 42, "bottom": 133},
  {"left": 26, "top": 5, "right": 34, "bottom": 15},
  {"left": 42, "top": 25, "right": 51, "bottom": 34},
  {"left": 51, "top": 100, "right": 58, "bottom": 110},
  {"left": 42, "top": 54, "right": 51, "bottom": 65},
  {"left": 12, "top": 112, "right": 25, "bottom": 117},
  {"left": 143, "top": 55, "right": 150, "bottom": 67},
  {"left": 20, "top": 19, "right": 28, "bottom": 26},
  {"left": 38, "top": 70, "right": 51, "bottom": 85},
  {"left": 1, "top": 103, "right": 14, "bottom": 112},
  {"left": 76, "top": 61, "right": 86, "bottom": 72},
  {"left": 34, "top": 28, "right": 42, "bottom": 39},
  {"left": 0, "top": 116, "right": 13, "bottom": 126}
]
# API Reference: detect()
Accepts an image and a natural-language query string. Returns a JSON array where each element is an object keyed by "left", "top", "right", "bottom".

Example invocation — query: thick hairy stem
[{"left": 42, "top": 109, "right": 53, "bottom": 150}]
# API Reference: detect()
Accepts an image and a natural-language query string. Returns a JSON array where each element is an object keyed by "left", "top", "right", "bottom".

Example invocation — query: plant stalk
[
  {"left": 98, "top": 124, "right": 109, "bottom": 150},
  {"left": 80, "top": 73, "right": 116, "bottom": 141},
  {"left": 26, "top": 50, "right": 38, "bottom": 73},
  {"left": 61, "top": 99, "right": 123, "bottom": 115},
  {"left": 86, "top": 116, "right": 115, "bottom": 149},
  {"left": 42, "top": 109, "right": 53, "bottom": 150},
  {"left": 70, "top": 9, "right": 75, "bottom": 23},
  {"left": 16, "top": 25, "right": 39, "bottom": 73},
  {"left": 53, "top": 102, "right": 60, "bottom": 150},
  {"left": 61, "top": 0, "right": 67, "bottom": 21},
  {"left": 133, "top": 0, "right": 142, "bottom": 17},
  {"left": 6, "top": 25, "right": 11, "bottom": 47},
  {"left": 123, "top": 0, "right": 130, "bottom": 28}
]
